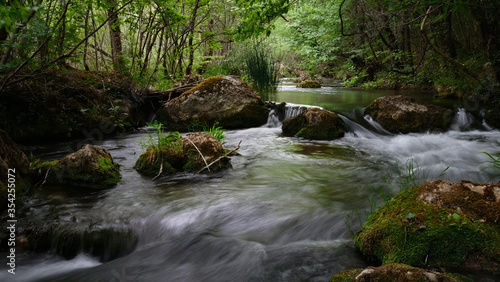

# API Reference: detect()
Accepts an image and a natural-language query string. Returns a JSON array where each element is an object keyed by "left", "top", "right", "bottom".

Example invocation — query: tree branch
[
  {"left": 198, "top": 140, "right": 241, "bottom": 173},
  {"left": 419, "top": 6, "right": 480, "bottom": 82}
]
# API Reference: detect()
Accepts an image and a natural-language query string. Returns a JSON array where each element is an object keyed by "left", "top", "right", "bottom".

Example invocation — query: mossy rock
[
  {"left": 0, "top": 129, "right": 32, "bottom": 212},
  {"left": 31, "top": 145, "right": 121, "bottom": 188},
  {"left": 330, "top": 263, "right": 473, "bottom": 282},
  {"left": 134, "top": 143, "right": 184, "bottom": 176},
  {"left": 365, "top": 95, "right": 454, "bottom": 133},
  {"left": 296, "top": 80, "right": 321, "bottom": 88},
  {"left": 162, "top": 76, "right": 269, "bottom": 130},
  {"left": 484, "top": 109, "right": 500, "bottom": 130},
  {"left": 355, "top": 180, "right": 500, "bottom": 274},
  {"left": 134, "top": 132, "right": 231, "bottom": 177},
  {"left": 282, "top": 108, "right": 346, "bottom": 140},
  {"left": 16, "top": 221, "right": 137, "bottom": 262}
]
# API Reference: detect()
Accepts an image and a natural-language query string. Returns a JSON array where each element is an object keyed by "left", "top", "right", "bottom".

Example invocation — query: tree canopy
[{"left": 0, "top": 0, "right": 499, "bottom": 96}]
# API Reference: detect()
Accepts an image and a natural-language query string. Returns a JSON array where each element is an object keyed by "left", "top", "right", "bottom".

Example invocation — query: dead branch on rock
[
  {"left": 147, "top": 81, "right": 199, "bottom": 100},
  {"left": 152, "top": 159, "right": 163, "bottom": 181},
  {"left": 198, "top": 140, "right": 242, "bottom": 173},
  {"left": 185, "top": 137, "right": 210, "bottom": 171}
]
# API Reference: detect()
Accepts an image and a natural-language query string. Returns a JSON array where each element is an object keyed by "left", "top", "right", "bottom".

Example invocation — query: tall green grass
[
  {"left": 244, "top": 46, "right": 279, "bottom": 94},
  {"left": 345, "top": 158, "right": 449, "bottom": 237}
]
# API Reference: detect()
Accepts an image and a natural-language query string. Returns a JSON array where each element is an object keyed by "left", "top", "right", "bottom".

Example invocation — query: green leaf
[{"left": 406, "top": 212, "right": 416, "bottom": 219}]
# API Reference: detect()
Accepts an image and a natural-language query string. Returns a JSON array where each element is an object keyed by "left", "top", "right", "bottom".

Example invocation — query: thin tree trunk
[{"left": 107, "top": 0, "right": 126, "bottom": 73}]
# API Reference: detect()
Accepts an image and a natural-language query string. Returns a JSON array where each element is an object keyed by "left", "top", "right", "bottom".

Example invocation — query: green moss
[
  {"left": 329, "top": 268, "right": 362, "bottom": 282},
  {"left": 355, "top": 188, "right": 500, "bottom": 272},
  {"left": 296, "top": 80, "right": 321, "bottom": 88},
  {"left": 31, "top": 158, "right": 120, "bottom": 188},
  {"left": 180, "top": 76, "right": 224, "bottom": 97},
  {"left": 134, "top": 146, "right": 182, "bottom": 176},
  {"left": 97, "top": 157, "right": 121, "bottom": 186}
]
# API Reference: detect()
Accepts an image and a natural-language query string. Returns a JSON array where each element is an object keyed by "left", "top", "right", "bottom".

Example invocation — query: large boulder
[
  {"left": 355, "top": 180, "right": 500, "bottom": 274},
  {"left": 0, "top": 129, "right": 31, "bottom": 211},
  {"left": 282, "top": 108, "right": 346, "bottom": 140},
  {"left": 135, "top": 132, "right": 231, "bottom": 176},
  {"left": 365, "top": 95, "right": 454, "bottom": 133},
  {"left": 330, "top": 263, "right": 472, "bottom": 282},
  {"left": 32, "top": 145, "right": 121, "bottom": 188},
  {"left": 162, "top": 76, "right": 269, "bottom": 130}
]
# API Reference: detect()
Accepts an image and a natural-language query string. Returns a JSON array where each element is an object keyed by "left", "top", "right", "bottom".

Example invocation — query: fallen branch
[
  {"left": 185, "top": 137, "right": 210, "bottom": 171},
  {"left": 152, "top": 158, "right": 163, "bottom": 181},
  {"left": 34, "top": 168, "right": 51, "bottom": 189},
  {"left": 147, "top": 81, "right": 200, "bottom": 98},
  {"left": 419, "top": 5, "right": 480, "bottom": 82},
  {"left": 198, "top": 140, "right": 242, "bottom": 173}
]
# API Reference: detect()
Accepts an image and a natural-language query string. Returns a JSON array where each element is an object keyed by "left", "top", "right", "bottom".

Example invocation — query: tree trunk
[
  {"left": 185, "top": 0, "right": 201, "bottom": 75},
  {"left": 107, "top": 0, "right": 125, "bottom": 73}
]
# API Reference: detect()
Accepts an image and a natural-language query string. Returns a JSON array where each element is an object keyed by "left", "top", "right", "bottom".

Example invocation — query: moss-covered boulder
[
  {"left": 162, "top": 76, "right": 269, "bottom": 130},
  {"left": 296, "top": 80, "right": 321, "bottom": 88},
  {"left": 32, "top": 145, "right": 121, "bottom": 188},
  {"left": 330, "top": 263, "right": 472, "bottom": 282},
  {"left": 135, "top": 132, "right": 231, "bottom": 176},
  {"left": 0, "top": 129, "right": 31, "bottom": 211},
  {"left": 365, "top": 95, "right": 454, "bottom": 133},
  {"left": 282, "top": 108, "right": 346, "bottom": 140},
  {"left": 355, "top": 180, "right": 500, "bottom": 274}
]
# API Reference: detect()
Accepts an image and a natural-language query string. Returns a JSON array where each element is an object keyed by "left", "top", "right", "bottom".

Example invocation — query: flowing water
[{"left": 2, "top": 80, "right": 500, "bottom": 281}]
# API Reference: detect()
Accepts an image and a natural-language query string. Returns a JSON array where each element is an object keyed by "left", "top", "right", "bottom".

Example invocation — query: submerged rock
[
  {"left": 0, "top": 129, "right": 31, "bottom": 211},
  {"left": 355, "top": 180, "right": 500, "bottom": 274},
  {"left": 135, "top": 132, "right": 231, "bottom": 176},
  {"left": 282, "top": 108, "right": 346, "bottom": 140},
  {"left": 296, "top": 80, "right": 321, "bottom": 88},
  {"left": 162, "top": 76, "right": 269, "bottom": 130},
  {"left": 10, "top": 220, "right": 137, "bottom": 262},
  {"left": 365, "top": 95, "right": 454, "bottom": 133},
  {"left": 330, "top": 263, "right": 472, "bottom": 282},
  {"left": 32, "top": 145, "right": 121, "bottom": 188}
]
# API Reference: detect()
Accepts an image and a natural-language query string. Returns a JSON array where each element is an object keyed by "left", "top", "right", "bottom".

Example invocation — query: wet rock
[
  {"left": 355, "top": 180, "right": 500, "bottom": 274},
  {"left": 330, "top": 263, "right": 472, "bottom": 282},
  {"left": 484, "top": 109, "right": 500, "bottom": 130},
  {"left": 282, "top": 108, "right": 346, "bottom": 140},
  {"left": 16, "top": 221, "right": 137, "bottom": 262},
  {"left": 0, "top": 129, "right": 31, "bottom": 211},
  {"left": 32, "top": 145, "right": 121, "bottom": 188},
  {"left": 135, "top": 132, "right": 231, "bottom": 176},
  {"left": 365, "top": 95, "right": 454, "bottom": 133},
  {"left": 434, "top": 85, "right": 459, "bottom": 99},
  {"left": 296, "top": 80, "right": 321, "bottom": 88},
  {"left": 162, "top": 76, "right": 269, "bottom": 130}
]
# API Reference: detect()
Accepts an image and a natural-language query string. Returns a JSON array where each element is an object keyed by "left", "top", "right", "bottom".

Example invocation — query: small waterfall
[
  {"left": 266, "top": 109, "right": 281, "bottom": 128},
  {"left": 283, "top": 103, "right": 323, "bottom": 120},
  {"left": 481, "top": 110, "right": 494, "bottom": 131},
  {"left": 340, "top": 116, "right": 378, "bottom": 138},
  {"left": 450, "top": 108, "right": 476, "bottom": 131},
  {"left": 265, "top": 102, "right": 322, "bottom": 127},
  {"left": 364, "top": 115, "right": 392, "bottom": 135}
]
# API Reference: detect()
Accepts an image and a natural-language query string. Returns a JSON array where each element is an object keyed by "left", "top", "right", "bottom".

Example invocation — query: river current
[{"left": 2, "top": 80, "right": 499, "bottom": 281}]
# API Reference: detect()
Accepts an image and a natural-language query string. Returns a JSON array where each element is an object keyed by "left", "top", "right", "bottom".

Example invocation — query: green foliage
[
  {"left": 482, "top": 152, "right": 500, "bottom": 178},
  {"left": 139, "top": 120, "right": 182, "bottom": 155},
  {"left": 187, "top": 120, "right": 226, "bottom": 145},
  {"left": 244, "top": 44, "right": 279, "bottom": 94},
  {"left": 233, "top": 0, "right": 294, "bottom": 40}
]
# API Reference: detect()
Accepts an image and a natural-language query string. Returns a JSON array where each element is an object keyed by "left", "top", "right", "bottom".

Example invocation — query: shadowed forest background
[{"left": 1, "top": 0, "right": 499, "bottom": 93}]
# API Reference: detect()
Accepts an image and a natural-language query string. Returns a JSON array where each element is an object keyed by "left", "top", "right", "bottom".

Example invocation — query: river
[{"left": 2, "top": 80, "right": 499, "bottom": 281}]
